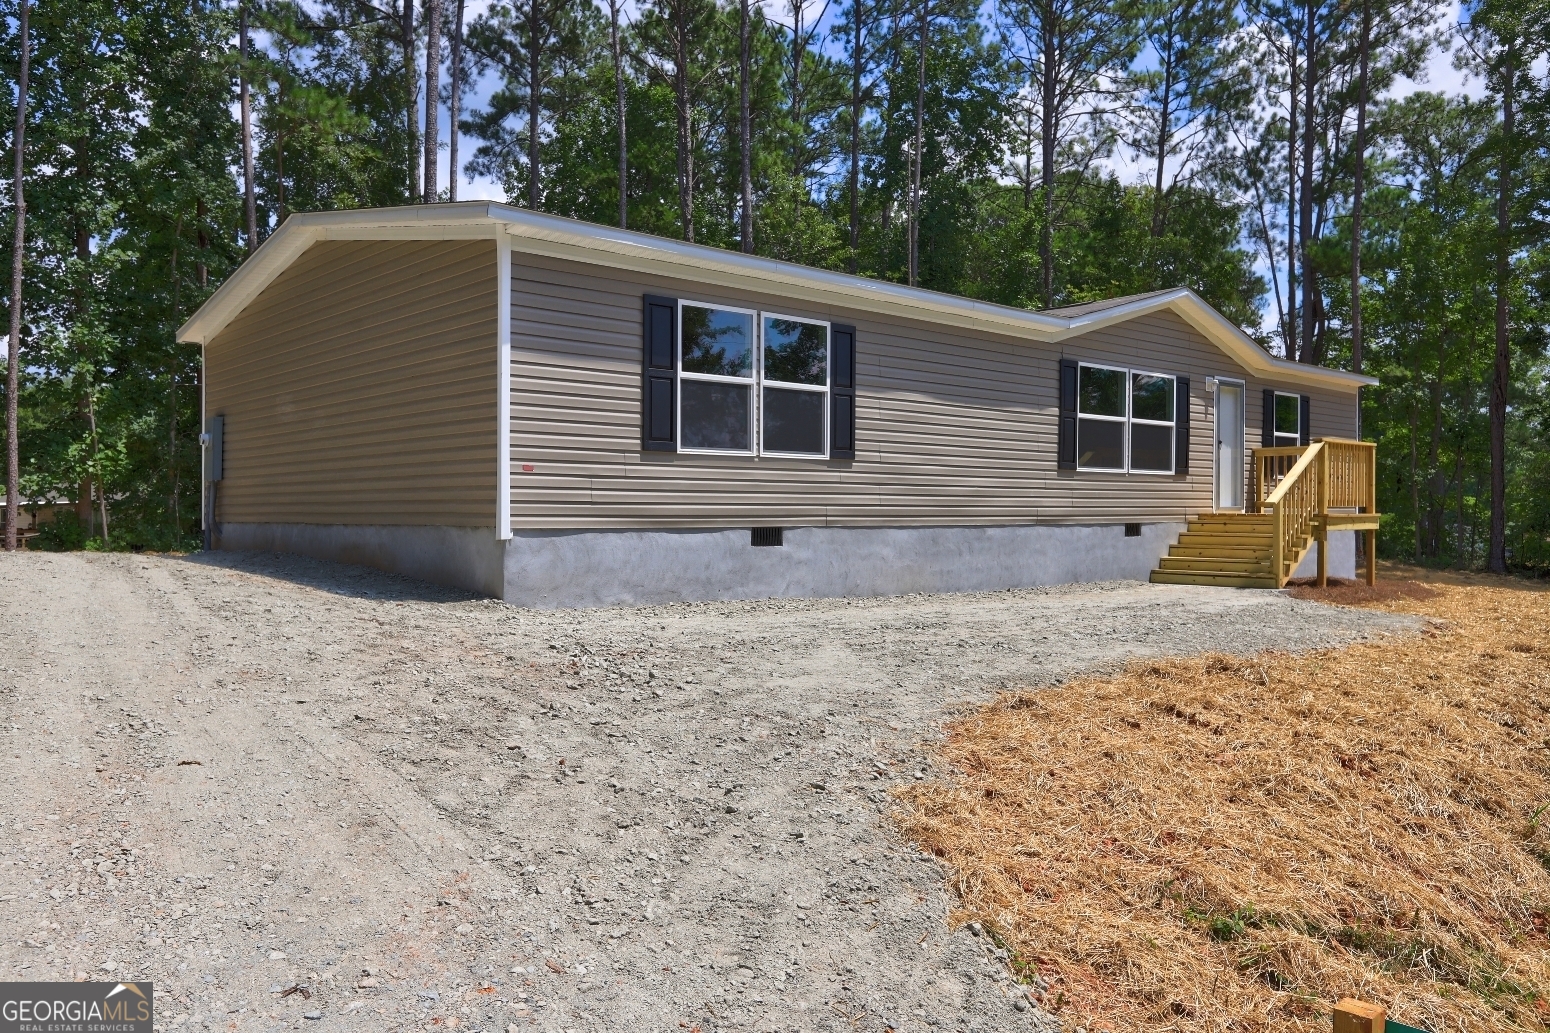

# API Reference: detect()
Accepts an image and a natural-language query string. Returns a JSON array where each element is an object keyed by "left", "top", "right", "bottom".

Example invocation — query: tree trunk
[
  {"left": 170, "top": 218, "right": 181, "bottom": 531},
  {"left": 672, "top": 0, "right": 694, "bottom": 242},
  {"left": 909, "top": 0, "right": 927, "bottom": 288},
  {"left": 1039, "top": 3, "right": 1056, "bottom": 307},
  {"left": 1310, "top": 280, "right": 1328, "bottom": 366},
  {"left": 196, "top": 198, "right": 208, "bottom": 287},
  {"left": 1428, "top": 345, "right": 1443, "bottom": 557},
  {"left": 74, "top": 139, "right": 92, "bottom": 536},
  {"left": 86, "top": 388, "right": 108, "bottom": 547},
  {"left": 790, "top": 0, "right": 806, "bottom": 172},
  {"left": 275, "top": 130, "right": 287, "bottom": 222},
  {"left": 527, "top": 0, "right": 542, "bottom": 209},
  {"left": 4, "top": 0, "right": 27, "bottom": 552},
  {"left": 1488, "top": 44, "right": 1515, "bottom": 573},
  {"left": 740, "top": 0, "right": 753, "bottom": 252},
  {"left": 1022, "top": 104, "right": 1032, "bottom": 209},
  {"left": 240, "top": 4, "right": 257, "bottom": 251},
  {"left": 1409, "top": 387, "right": 1419, "bottom": 562},
  {"left": 424, "top": 0, "right": 443, "bottom": 203},
  {"left": 1350, "top": 0, "right": 1370, "bottom": 379},
  {"left": 1252, "top": 181, "right": 1285, "bottom": 336},
  {"left": 403, "top": 0, "right": 418, "bottom": 200},
  {"left": 847, "top": 0, "right": 863, "bottom": 270},
  {"left": 1298, "top": 0, "right": 1316, "bottom": 364},
  {"left": 1150, "top": 26, "right": 1175, "bottom": 237},
  {"left": 610, "top": 0, "right": 627, "bottom": 227},
  {"left": 449, "top": 0, "right": 465, "bottom": 201},
  {"left": 1286, "top": 44, "right": 1297, "bottom": 359}
]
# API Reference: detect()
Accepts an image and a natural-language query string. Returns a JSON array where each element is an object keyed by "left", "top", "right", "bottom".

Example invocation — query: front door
[{"left": 1215, "top": 381, "right": 1246, "bottom": 510}]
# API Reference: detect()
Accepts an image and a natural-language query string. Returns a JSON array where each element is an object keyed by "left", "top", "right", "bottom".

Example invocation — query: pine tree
[{"left": 998, "top": 0, "right": 1143, "bottom": 307}]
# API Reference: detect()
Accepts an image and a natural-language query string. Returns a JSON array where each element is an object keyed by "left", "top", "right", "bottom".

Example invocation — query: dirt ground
[{"left": 0, "top": 551, "right": 1417, "bottom": 1033}]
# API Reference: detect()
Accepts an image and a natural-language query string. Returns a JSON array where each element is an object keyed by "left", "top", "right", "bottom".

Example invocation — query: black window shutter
[
  {"left": 830, "top": 323, "right": 857, "bottom": 459},
  {"left": 1174, "top": 376, "right": 1190, "bottom": 475},
  {"left": 1299, "top": 394, "right": 1311, "bottom": 446},
  {"left": 641, "top": 294, "right": 677, "bottom": 452},
  {"left": 1262, "top": 388, "right": 1275, "bottom": 448},
  {"left": 1058, "top": 358, "right": 1078, "bottom": 470}
]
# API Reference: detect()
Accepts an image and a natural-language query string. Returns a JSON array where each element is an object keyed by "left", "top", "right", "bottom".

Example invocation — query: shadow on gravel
[{"left": 174, "top": 549, "right": 480, "bottom": 603}]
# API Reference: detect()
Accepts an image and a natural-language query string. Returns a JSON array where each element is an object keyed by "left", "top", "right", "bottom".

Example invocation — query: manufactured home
[{"left": 177, "top": 202, "right": 1378, "bottom": 607}]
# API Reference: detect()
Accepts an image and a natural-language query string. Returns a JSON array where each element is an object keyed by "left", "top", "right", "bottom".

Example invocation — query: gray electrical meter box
[{"left": 202, "top": 415, "right": 224, "bottom": 483}]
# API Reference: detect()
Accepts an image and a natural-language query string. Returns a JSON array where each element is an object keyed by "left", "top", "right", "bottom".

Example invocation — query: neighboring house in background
[
  {"left": 176, "top": 203, "right": 1376, "bottom": 607},
  {"left": 1, "top": 497, "right": 72, "bottom": 533}
]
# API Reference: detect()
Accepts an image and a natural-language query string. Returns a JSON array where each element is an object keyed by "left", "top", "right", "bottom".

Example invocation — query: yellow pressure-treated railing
[
  {"left": 1263, "top": 442, "right": 1325, "bottom": 587},
  {"left": 1252, "top": 446, "right": 1307, "bottom": 513},
  {"left": 1320, "top": 437, "right": 1377, "bottom": 512},
  {"left": 1255, "top": 437, "right": 1378, "bottom": 587}
]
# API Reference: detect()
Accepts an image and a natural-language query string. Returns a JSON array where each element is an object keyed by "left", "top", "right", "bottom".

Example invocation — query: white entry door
[{"left": 1215, "top": 381, "right": 1246, "bottom": 510}]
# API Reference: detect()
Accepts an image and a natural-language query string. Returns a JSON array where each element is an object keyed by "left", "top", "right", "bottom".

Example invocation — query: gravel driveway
[{"left": 0, "top": 552, "right": 1417, "bottom": 1033}]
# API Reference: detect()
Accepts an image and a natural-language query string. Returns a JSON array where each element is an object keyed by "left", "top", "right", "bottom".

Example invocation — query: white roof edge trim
[
  {"left": 178, "top": 202, "right": 1377, "bottom": 392},
  {"left": 176, "top": 202, "right": 504, "bottom": 344}
]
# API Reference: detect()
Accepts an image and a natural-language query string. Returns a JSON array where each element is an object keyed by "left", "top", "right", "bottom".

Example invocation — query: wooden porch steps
[
  {"left": 1149, "top": 513, "right": 1283, "bottom": 588},
  {"left": 1152, "top": 438, "right": 1380, "bottom": 590}
]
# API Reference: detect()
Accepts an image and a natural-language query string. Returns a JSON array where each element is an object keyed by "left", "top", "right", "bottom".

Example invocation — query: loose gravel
[{"left": 0, "top": 551, "right": 1418, "bottom": 1032}]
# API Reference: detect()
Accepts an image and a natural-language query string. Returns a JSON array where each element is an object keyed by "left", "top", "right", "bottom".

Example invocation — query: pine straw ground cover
[{"left": 896, "top": 573, "right": 1550, "bottom": 1033}]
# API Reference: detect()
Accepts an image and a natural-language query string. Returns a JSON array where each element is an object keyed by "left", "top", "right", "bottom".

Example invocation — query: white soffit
[{"left": 178, "top": 202, "right": 1376, "bottom": 392}]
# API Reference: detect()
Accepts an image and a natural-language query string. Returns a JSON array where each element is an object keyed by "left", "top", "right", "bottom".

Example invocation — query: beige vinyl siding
[
  {"left": 206, "top": 239, "right": 498, "bottom": 527},
  {"left": 511, "top": 253, "right": 1360, "bottom": 529}
]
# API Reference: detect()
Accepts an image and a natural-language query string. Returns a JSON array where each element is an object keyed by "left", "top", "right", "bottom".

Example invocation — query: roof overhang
[{"left": 178, "top": 202, "right": 1377, "bottom": 392}]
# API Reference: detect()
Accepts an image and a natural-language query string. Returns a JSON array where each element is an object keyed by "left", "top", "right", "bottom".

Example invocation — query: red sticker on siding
[{"left": 521, "top": 464, "right": 535, "bottom": 473}]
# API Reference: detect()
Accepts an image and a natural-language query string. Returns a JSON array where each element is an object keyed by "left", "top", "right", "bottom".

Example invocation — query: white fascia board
[
  {"left": 1161, "top": 293, "right": 1378, "bottom": 391},
  {"left": 493, "top": 207, "right": 1075, "bottom": 336},
  {"left": 489, "top": 208, "right": 1375, "bottom": 393},
  {"left": 178, "top": 201, "right": 1377, "bottom": 393},
  {"left": 176, "top": 202, "right": 504, "bottom": 344}
]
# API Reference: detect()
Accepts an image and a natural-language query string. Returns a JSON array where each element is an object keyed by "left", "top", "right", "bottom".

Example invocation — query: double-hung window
[
  {"left": 677, "top": 300, "right": 830, "bottom": 458},
  {"left": 679, "top": 303, "right": 757, "bottom": 453},
  {"left": 1271, "top": 391, "right": 1300, "bottom": 447},
  {"left": 760, "top": 314, "right": 828, "bottom": 456},
  {"left": 1076, "top": 363, "right": 1177, "bottom": 474},
  {"left": 1128, "top": 371, "right": 1176, "bottom": 472}
]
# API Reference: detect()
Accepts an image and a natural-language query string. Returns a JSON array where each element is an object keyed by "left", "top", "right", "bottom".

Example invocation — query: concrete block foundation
[
  {"left": 216, "top": 521, "right": 1301, "bottom": 608},
  {"left": 501, "top": 522, "right": 1186, "bottom": 608},
  {"left": 1290, "top": 529, "right": 1358, "bottom": 581}
]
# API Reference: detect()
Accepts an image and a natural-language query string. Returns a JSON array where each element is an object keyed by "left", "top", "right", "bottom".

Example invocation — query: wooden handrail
[
  {"left": 1252, "top": 436, "right": 1379, "bottom": 587},
  {"left": 1252, "top": 446, "right": 1306, "bottom": 512},
  {"left": 1264, "top": 441, "right": 1326, "bottom": 585}
]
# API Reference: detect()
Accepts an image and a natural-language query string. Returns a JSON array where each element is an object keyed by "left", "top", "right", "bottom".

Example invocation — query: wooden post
[
  {"left": 1366, "top": 526, "right": 1377, "bottom": 587},
  {"left": 1333, "top": 999, "right": 1385, "bottom": 1033},
  {"left": 1317, "top": 444, "right": 1329, "bottom": 587},
  {"left": 1271, "top": 501, "right": 1284, "bottom": 587}
]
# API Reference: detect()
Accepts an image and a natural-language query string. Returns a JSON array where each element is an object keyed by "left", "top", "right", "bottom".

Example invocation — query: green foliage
[
  {"left": 2, "top": 0, "right": 1547, "bottom": 567},
  {"left": 1352, "top": 91, "right": 1550, "bottom": 566}
]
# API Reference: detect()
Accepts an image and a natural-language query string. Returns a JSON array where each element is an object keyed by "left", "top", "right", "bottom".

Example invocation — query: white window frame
[
  {"left": 1075, "top": 362, "right": 1130, "bottom": 473},
  {"left": 1127, "top": 368, "right": 1178, "bottom": 477},
  {"left": 758, "top": 311, "right": 831, "bottom": 459},
  {"left": 676, "top": 299, "right": 759, "bottom": 457},
  {"left": 1272, "top": 390, "right": 1301, "bottom": 448},
  {"left": 1074, "top": 362, "right": 1177, "bottom": 475}
]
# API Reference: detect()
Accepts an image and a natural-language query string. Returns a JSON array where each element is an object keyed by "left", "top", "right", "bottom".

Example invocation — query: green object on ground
[{"left": 1387, "top": 1020, "right": 1431, "bottom": 1033}]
